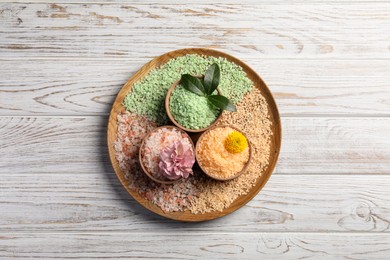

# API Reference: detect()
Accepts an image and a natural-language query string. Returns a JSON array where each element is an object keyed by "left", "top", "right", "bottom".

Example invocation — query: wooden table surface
[{"left": 1, "top": 1, "right": 390, "bottom": 259}]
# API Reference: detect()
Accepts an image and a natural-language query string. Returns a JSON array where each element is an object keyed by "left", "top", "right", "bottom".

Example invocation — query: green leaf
[
  {"left": 208, "top": 95, "right": 237, "bottom": 112},
  {"left": 204, "top": 63, "right": 220, "bottom": 95},
  {"left": 180, "top": 74, "right": 205, "bottom": 96}
]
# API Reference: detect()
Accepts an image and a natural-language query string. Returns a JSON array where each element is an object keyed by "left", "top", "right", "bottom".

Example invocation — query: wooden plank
[
  {"left": 1, "top": 3, "right": 390, "bottom": 59},
  {"left": 0, "top": 59, "right": 389, "bottom": 116},
  {"left": 1, "top": 173, "right": 390, "bottom": 232},
  {"left": 0, "top": 233, "right": 389, "bottom": 259},
  {"left": 277, "top": 117, "right": 390, "bottom": 174},
  {"left": 0, "top": 117, "right": 106, "bottom": 174},
  {"left": 0, "top": 116, "right": 389, "bottom": 175}
]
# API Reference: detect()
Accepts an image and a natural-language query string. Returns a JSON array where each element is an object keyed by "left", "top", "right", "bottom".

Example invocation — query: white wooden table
[{"left": 1, "top": 1, "right": 390, "bottom": 259}]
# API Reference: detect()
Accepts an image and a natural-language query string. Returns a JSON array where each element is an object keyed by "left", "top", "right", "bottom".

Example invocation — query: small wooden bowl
[
  {"left": 165, "top": 76, "right": 222, "bottom": 133},
  {"left": 195, "top": 125, "right": 252, "bottom": 181},
  {"left": 139, "top": 125, "right": 195, "bottom": 184}
]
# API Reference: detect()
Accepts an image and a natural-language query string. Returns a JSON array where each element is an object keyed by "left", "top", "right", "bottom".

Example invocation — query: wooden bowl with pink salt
[
  {"left": 139, "top": 125, "right": 196, "bottom": 184},
  {"left": 195, "top": 125, "right": 252, "bottom": 181}
]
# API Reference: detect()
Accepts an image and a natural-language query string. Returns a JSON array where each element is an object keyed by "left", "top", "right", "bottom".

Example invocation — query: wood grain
[
  {"left": 106, "top": 48, "right": 281, "bottom": 221},
  {"left": 0, "top": 233, "right": 389, "bottom": 259},
  {"left": 1, "top": 3, "right": 390, "bottom": 59},
  {"left": 0, "top": 59, "right": 389, "bottom": 116},
  {"left": 1, "top": 173, "right": 389, "bottom": 232},
  {"left": 0, "top": 116, "right": 388, "bottom": 175},
  {"left": 0, "top": 116, "right": 107, "bottom": 174},
  {"left": 276, "top": 117, "right": 390, "bottom": 174}
]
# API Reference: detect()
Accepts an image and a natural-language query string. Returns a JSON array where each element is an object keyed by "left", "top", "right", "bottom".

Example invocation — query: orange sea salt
[{"left": 196, "top": 126, "right": 250, "bottom": 179}]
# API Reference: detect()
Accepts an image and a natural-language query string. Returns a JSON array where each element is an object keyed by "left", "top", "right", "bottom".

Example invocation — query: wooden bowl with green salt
[{"left": 165, "top": 76, "right": 222, "bottom": 133}]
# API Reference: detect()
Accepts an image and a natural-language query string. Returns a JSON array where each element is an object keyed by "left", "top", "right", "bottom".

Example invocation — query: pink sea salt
[{"left": 114, "top": 112, "right": 200, "bottom": 213}]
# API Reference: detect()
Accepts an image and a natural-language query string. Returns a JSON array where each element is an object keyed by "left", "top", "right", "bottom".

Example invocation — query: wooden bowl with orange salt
[{"left": 195, "top": 125, "right": 252, "bottom": 181}]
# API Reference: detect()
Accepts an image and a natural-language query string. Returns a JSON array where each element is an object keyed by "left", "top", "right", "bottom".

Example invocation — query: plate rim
[{"left": 107, "top": 48, "right": 282, "bottom": 222}]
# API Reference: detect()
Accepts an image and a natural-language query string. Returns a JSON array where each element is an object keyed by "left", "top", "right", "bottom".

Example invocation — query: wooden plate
[{"left": 107, "top": 48, "right": 282, "bottom": 222}]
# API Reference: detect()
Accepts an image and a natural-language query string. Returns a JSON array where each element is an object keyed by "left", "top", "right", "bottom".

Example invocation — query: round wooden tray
[{"left": 107, "top": 48, "right": 282, "bottom": 222}]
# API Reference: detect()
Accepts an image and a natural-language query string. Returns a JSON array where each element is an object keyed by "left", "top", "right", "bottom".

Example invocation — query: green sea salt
[
  {"left": 170, "top": 85, "right": 219, "bottom": 130},
  {"left": 123, "top": 54, "right": 253, "bottom": 124}
]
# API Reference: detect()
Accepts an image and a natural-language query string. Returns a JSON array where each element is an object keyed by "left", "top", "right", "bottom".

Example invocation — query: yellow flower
[{"left": 224, "top": 130, "right": 248, "bottom": 154}]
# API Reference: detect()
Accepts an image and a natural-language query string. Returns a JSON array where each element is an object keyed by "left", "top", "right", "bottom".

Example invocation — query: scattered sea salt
[
  {"left": 114, "top": 112, "right": 200, "bottom": 213},
  {"left": 123, "top": 54, "right": 252, "bottom": 124}
]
